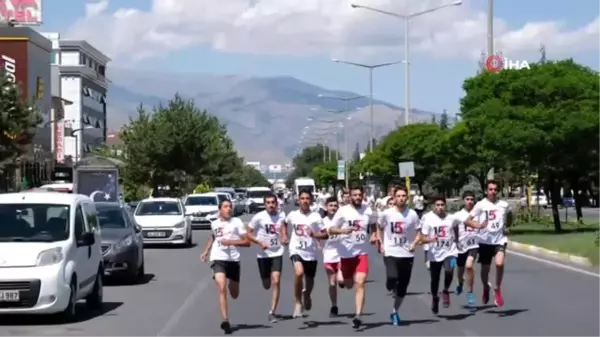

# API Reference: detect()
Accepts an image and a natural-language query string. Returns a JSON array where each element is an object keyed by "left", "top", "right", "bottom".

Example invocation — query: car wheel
[
  {"left": 186, "top": 229, "right": 193, "bottom": 246},
  {"left": 137, "top": 260, "right": 145, "bottom": 280},
  {"left": 86, "top": 268, "right": 103, "bottom": 311},
  {"left": 59, "top": 279, "right": 77, "bottom": 322}
]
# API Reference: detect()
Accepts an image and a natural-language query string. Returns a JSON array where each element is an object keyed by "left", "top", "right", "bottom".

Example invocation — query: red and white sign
[
  {"left": 0, "top": 0, "right": 43, "bottom": 26},
  {"left": 55, "top": 120, "right": 64, "bottom": 163},
  {"left": 485, "top": 55, "right": 530, "bottom": 72}
]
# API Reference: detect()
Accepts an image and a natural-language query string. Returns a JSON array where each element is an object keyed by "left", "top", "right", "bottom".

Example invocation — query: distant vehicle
[
  {"left": 234, "top": 188, "right": 247, "bottom": 196},
  {"left": 38, "top": 182, "right": 73, "bottom": 193},
  {"left": 0, "top": 192, "right": 103, "bottom": 319},
  {"left": 95, "top": 202, "right": 145, "bottom": 283},
  {"left": 183, "top": 193, "right": 220, "bottom": 229},
  {"left": 134, "top": 198, "right": 193, "bottom": 246},
  {"left": 246, "top": 187, "right": 272, "bottom": 213},
  {"left": 520, "top": 191, "right": 549, "bottom": 208},
  {"left": 294, "top": 178, "right": 316, "bottom": 205}
]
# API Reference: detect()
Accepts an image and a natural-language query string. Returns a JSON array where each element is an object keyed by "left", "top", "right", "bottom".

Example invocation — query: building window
[
  {"left": 51, "top": 51, "right": 59, "bottom": 64},
  {"left": 98, "top": 65, "right": 106, "bottom": 76}
]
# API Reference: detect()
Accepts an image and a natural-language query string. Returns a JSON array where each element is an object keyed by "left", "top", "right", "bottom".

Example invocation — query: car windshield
[
  {"left": 234, "top": 188, "right": 246, "bottom": 194},
  {"left": 96, "top": 206, "right": 127, "bottom": 228},
  {"left": 0, "top": 203, "right": 70, "bottom": 242},
  {"left": 236, "top": 193, "right": 245, "bottom": 199},
  {"left": 135, "top": 201, "right": 181, "bottom": 215},
  {"left": 248, "top": 190, "right": 272, "bottom": 198},
  {"left": 185, "top": 196, "right": 217, "bottom": 206}
]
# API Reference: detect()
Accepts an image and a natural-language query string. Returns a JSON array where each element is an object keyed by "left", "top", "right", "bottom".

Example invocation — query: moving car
[
  {"left": 0, "top": 192, "right": 103, "bottom": 319},
  {"left": 245, "top": 187, "right": 272, "bottom": 213},
  {"left": 134, "top": 198, "right": 193, "bottom": 247},
  {"left": 183, "top": 193, "right": 219, "bottom": 229},
  {"left": 95, "top": 202, "right": 145, "bottom": 283}
]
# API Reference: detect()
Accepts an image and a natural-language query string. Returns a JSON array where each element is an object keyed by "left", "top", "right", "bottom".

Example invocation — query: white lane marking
[
  {"left": 156, "top": 276, "right": 212, "bottom": 336},
  {"left": 508, "top": 250, "right": 599, "bottom": 278}
]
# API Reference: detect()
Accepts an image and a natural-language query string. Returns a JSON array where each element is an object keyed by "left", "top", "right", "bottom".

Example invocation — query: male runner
[
  {"left": 386, "top": 197, "right": 395, "bottom": 209},
  {"left": 339, "top": 188, "right": 351, "bottom": 206},
  {"left": 321, "top": 196, "right": 343, "bottom": 316},
  {"left": 376, "top": 186, "right": 420, "bottom": 325},
  {"left": 286, "top": 189, "right": 328, "bottom": 317},
  {"left": 418, "top": 196, "right": 460, "bottom": 314},
  {"left": 245, "top": 193, "right": 288, "bottom": 322},
  {"left": 200, "top": 199, "right": 251, "bottom": 334},
  {"left": 465, "top": 180, "right": 511, "bottom": 307},
  {"left": 326, "top": 186, "right": 376, "bottom": 329},
  {"left": 453, "top": 191, "right": 479, "bottom": 306}
]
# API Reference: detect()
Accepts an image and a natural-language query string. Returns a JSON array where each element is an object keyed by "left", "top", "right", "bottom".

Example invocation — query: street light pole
[
  {"left": 350, "top": 1, "right": 463, "bottom": 127},
  {"left": 487, "top": 0, "right": 494, "bottom": 59},
  {"left": 332, "top": 59, "right": 402, "bottom": 151}
]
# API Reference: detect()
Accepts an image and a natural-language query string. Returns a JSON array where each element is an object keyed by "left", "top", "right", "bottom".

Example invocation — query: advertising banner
[
  {"left": 0, "top": 0, "right": 43, "bottom": 26},
  {"left": 337, "top": 160, "right": 345, "bottom": 180},
  {"left": 55, "top": 120, "right": 64, "bottom": 163}
]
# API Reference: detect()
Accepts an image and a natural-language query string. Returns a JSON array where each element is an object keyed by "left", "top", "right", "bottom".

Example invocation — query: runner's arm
[
  {"left": 244, "top": 216, "right": 263, "bottom": 246},
  {"left": 221, "top": 220, "right": 251, "bottom": 247},
  {"left": 465, "top": 202, "right": 484, "bottom": 228},
  {"left": 417, "top": 222, "right": 437, "bottom": 244},
  {"left": 201, "top": 234, "right": 214, "bottom": 256}
]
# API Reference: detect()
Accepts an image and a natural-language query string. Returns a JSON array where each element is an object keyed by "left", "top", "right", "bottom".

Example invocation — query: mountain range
[{"left": 106, "top": 68, "right": 439, "bottom": 163}]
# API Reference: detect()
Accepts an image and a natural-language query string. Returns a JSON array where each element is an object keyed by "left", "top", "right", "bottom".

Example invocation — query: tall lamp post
[
  {"left": 70, "top": 125, "right": 94, "bottom": 162},
  {"left": 350, "top": 1, "right": 463, "bottom": 126},
  {"left": 331, "top": 59, "right": 402, "bottom": 152}
]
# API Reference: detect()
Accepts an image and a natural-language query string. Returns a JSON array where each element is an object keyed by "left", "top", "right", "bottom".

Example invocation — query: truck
[
  {"left": 73, "top": 156, "right": 121, "bottom": 202},
  {"left": 293, "top": 177, "right": 316, "bottom": 205}
]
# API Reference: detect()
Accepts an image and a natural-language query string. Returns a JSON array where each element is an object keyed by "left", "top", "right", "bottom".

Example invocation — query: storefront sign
[{"left": 55, "top": 120, "right": 64, "bottom": 163}]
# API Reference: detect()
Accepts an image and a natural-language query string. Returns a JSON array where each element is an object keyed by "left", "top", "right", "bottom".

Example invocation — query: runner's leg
[
  {"left": 257, "top": 258, "right": 272, "bottom": 290},
  {"left": 478, "top": 244, "right": 493, "bottom": 304},
  {"left": 302, "top": 260, "right": 317, "bottom": 311},
  {"left": 212, "top": 261, "right": 234, "bottom": 334},
  {"left": 455, "top": 253, "right": 467, "bottom": 295},
  {"left": 324, "top": 263, "right": 339, "bottom": 315},
  {"left": 390, "top": 257, "right": 414, "bottom": 325},
  {"left": 429, "top": 260, "right": 442, "bottom": 314},
  {"left": 465, "top": 249, "right": 477, "bottom": 305},
  {"left": 340, "top": 257, "right": 356, "bottom": 289},
  {"left": 493, "top": 245, "right": 506, "bottom": 306},
  {"left": 352, "top": 255, "right": 369, "bottom": 329},
  {"left": 441, "top": 257, "right": 455, "bottom": 308},
  {"left": 270, "top": 257, "right": 283, "bottom": 320},
  {"left": 291, "top": 255, "right": 305, "bottom": 317}
]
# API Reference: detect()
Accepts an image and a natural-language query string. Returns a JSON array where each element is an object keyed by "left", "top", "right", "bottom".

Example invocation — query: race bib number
[
  {"left": 354, "top": 232, "right": 367, "bottom": 244},
  {"left": 392, "top": 236, "right": 408, "bottom": 246},
  {"left": 486, "top": 210, "right": 501, "bottom": 230},
  {"left": 269, "top": 237, "right": 280, "bottom": 247},
  {"left": 296, "top": 240, "right": 310, "bottom": 250},
  {"left": 464, "top": 238, "right": 476, "bottom": 247},
  {"left": 435, "top": 239, "right": 451, "bottom": 248}
]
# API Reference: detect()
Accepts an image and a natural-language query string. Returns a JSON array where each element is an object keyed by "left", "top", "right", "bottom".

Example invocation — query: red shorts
[
  {"left": 324, "top": 262, "right": 340, "bottom": 273},
  {"left": 340, "top": 254, "right": 369, "bottom": 279}
]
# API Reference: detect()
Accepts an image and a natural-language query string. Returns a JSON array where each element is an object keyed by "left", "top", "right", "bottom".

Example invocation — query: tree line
[
  {"left": 289, "top": 60, "right": 599, "bottom": 230},
  {"left": 105, "top": 95, "right": 270, "bottom": 200}
]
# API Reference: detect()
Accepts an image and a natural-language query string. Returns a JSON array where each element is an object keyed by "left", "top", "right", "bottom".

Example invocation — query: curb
[{"left": 507, "top": 240, "right": 593, "bottom": 267}]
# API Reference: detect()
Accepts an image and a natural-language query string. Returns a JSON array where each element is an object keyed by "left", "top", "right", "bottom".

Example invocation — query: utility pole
[
  {"left": 486, "top": 0, "right": 494, "bottom": 58},
  {"left": 540, "top": 44, "right": 547, "bottom": 64}
]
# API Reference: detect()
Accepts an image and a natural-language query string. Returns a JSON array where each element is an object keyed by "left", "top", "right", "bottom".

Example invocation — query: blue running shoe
[
  {"left": 390, "top": 312, "right": 401, "bottom": 326},
  {"left": 466, "top": 292, "right": 475, "bottom": 307},
  {"left": 456, "top": 283, "right": 463, "bottom": 296}
]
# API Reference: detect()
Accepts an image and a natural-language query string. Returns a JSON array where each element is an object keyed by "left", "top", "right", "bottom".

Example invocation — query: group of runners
[{"left": 200, "top": 180, "right": 512, "bottom": 334}]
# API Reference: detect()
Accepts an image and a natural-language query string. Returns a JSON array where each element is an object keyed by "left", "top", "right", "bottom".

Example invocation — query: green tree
[
  {"left": 439, "top": 109, "right": 449, "bottom": 130},
  {"left": 0, "top": 72, "right": 42, "bottom": 173},
  {"left": 120, "top": 95, "right": 246, "bottom": 195},
  {"left": 286, "top": 144, "right": 339, "bottom": 187},
  {"left": 239, "top": 165, "right": 270, "bottom": 186}
]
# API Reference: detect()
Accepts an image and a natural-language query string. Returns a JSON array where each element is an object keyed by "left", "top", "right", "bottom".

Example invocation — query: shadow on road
[
  {"left": 0, "top": 301, "right": 123, "bottom": 326},
  {"left": 231, "top": 323, "right": 271, "bottom": 332},
  {"left": 360, "top": 318, "right": 439, "bottom": 331},
  {"left": 463, "top": 304, "right": 495, "bottom": 312},
  {"left": 437, "top": 312, "right": 475, "bottom": 321},
  {"left": 104, "top": 273, "right": 155, "bottom": 287},
  {"left": 338, "top": 312, "right": 374, "bottom": 318},
  {"left": 485, "top": 308, "right": 529, "bottom": 317},
  {"left": 298, "top": 320, "right": 346, "bottom": 329}
]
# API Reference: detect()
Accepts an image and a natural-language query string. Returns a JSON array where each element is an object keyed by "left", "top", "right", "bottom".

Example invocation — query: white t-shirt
[
  {"left": 247, "top": 210, "right": 286, "bottom": 258},
  {"left": 378, "top": 207, "right": 421, "bottom": 258},
  {"left": 322, "top": 216, "right": 343, "bottom": 263},
  {"left": 326, "top": 204, "right": 375, "bottom": 258},
  {"left": 375, "top": 196, "right": 389, "bottom": 210},
  {"left": 277, "top": 198, "right": 284, "bottom": 210},
  {"left": 420, "top": 211, "right": 459, "bottom": 262},
  {"left": 454, "top": 209, "right": 480, "bottom": 253},
  {"left": 413, "top": 195, "right": 425, "bottom": 210},
  {"left": 286, "top": 210, "right": 323, "bottom": 261},
  {"left": 210, "top": 217, "right": 247, "bottom": 262},
  {"left": 470, "top": 198, "right": 511, "bottom": 245}
]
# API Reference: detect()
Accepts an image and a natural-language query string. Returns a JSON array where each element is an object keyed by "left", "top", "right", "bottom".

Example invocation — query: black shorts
[
  {"left": 257, "top": 256, "right": 283, "bottom": 279},
  {"left": 478, "top": 243, "right": 507, "bottom": 265},
  {"left": 211, "top": 261, "right": 241, "bottom": 282},
  {"left": 290, "top": 254, "right": 318, "bottom": 278},
  {"left": 424, "top": 250, "right": 428, "bottom": 262},
  {"left": 457, "top": 248, "right": 478, "bottom": 267}
]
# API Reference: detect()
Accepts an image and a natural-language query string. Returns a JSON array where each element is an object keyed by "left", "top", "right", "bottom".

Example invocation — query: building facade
[{"left": 43, "top": 32, "right": 110, "bottom": 162}]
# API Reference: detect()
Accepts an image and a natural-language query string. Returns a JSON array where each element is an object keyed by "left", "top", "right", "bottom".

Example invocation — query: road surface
[{"left": 0, "top": 205, "right": 598, "bottom": 336}]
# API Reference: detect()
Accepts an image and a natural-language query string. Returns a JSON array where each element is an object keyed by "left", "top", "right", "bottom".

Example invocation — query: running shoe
[
  {"left": 220, "top": 321, "right": 233, "bottom": 334},
  {"left": 431, "top": 296, "right": 440, "bottom": 314},
  {"left": 455, "top": 283, "right": 463, "bottom": 295},
  {"left": 352, "top": 316, "right": 362, "bottom": 329},
  {"left": 494, "top": 288, "right": 504, "bottom": 307},
  {"left": 466, "top": 292, "right": 475, "bottom": 306},
  {"left": 441, "top": 290, "right": 450, "bottom": 308},
  {"left": 390, "top": 312, "right": 401, "bottom": 326},
  {"left": 292, "top": 304, "right": 303, "bottom": 318},
  {"left": 268, "top": 313, "right": 278, "bottom": 323},
  {"left": 329, "top": 306, "right": 338, "bottom": 317}
]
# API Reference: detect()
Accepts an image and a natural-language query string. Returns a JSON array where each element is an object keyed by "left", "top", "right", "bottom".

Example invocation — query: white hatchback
[
  {"left": 134, "top": 198, "right": 193, "bottom": 246},
  {"left": 0, "top": 192, "right": 103, "bottom": 320}
]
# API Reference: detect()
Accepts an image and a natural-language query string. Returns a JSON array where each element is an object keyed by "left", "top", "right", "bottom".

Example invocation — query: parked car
[
  {"left": 0, "top": 191, "right": 103, "bottom": 320},
  {"left": 183, "top": 193, "right": 219, "bottom": 229},
  {"left": 520, "top": 191, "right": 549, "bottom": 208},
  {"left": 95, "top": 202, "right": 145, "bottom": 283},
  {"left": 134, "top": 198, "right": 193, "bottom": 247}
]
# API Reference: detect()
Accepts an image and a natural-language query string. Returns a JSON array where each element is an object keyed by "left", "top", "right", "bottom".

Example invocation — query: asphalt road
[{"left": 0, "top": 205, "right": 598, "bottom": 336}]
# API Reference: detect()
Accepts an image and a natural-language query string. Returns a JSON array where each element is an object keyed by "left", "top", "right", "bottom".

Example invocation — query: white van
[
  {"left": 246, "top": 187, "right": 272, "bottom": 213},
  {"left": 0, "top": 192, "right": 103, "bottom": 320}
]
